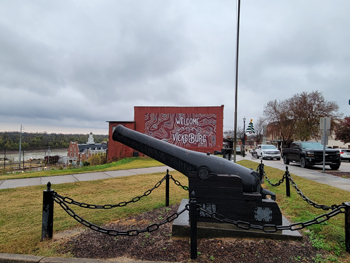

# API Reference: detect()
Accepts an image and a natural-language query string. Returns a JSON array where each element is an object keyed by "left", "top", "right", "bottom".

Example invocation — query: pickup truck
[{"left": 281, "top": 141, "right": 341, "bottom": 170}]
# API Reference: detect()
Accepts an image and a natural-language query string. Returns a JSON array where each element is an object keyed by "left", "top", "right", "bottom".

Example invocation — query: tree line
[
  {"left": 0, "top": 132, "right": 108, "bottom": 151},
  {"left": 224, "top": 91, "right": 350, "bottom": 146}
]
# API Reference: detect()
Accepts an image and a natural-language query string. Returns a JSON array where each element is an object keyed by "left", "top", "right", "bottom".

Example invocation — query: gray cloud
[{"left": 0, "top": 0, "right": 349, "bottom": 134}]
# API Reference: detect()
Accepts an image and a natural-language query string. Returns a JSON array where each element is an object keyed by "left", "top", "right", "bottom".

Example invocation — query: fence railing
[{"left": 41, "top": 165, "right": 350, "bottom": 260}]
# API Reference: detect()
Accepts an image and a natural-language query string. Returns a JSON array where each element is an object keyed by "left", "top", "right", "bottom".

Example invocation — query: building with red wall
[
  {"left": 107, "top": 121, "right": 135, "bottom": 161},
  {"left": 107, "top": 106, "right": 224, "bottom": 161},
  {"left": 67, "top": 133, "right": 107, "bottom": 164}
]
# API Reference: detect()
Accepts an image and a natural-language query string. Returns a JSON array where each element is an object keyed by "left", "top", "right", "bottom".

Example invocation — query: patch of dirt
[
  {"left": 56, "top": 205, "right": 328, "bottom": 263},
  {"left": 325, "top": 171, "right": 350, "bottom": 179}
]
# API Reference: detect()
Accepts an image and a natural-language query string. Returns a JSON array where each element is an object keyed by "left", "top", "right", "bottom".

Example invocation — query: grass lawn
[
  {"left": 1, "top": 159, "right": 350, "bottom": 262},
  {"left": 0, "top": 169, "right": 188, "bottom": 256}
]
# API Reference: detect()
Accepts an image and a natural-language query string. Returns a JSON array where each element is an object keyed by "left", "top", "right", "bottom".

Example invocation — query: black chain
[
  {"left": 198, "top": 204, "right": 345, "bottom": 233},
  {"left": 54, "top": 194, "right": 189, "bottom": 236},
  {"left": 170, "top": 175, "right": 189, "bottom": 191},
  {"left": 256, "top": 163, "right": 341, "bottom": 211},
  {"left": 256, "top": 164, "right": 286, "bottom": 187},
  {"left": 265, "top": 173, "right": 286, "bottom": 187},
  {"left": 256, "top": 164, "right": 263, "bottom": 173},
  {"left": 53, "top": 175, "right": 167, "bottom": 209},
  {"left": 286, "top": 172, "right": 341, "bottom": 211}
]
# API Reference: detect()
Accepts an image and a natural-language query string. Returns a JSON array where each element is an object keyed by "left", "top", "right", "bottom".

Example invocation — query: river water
[{"left": 1, "top": 149, "right": 68, "bottom": 162}]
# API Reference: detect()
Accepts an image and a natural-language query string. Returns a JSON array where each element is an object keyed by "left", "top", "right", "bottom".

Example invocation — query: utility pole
[
  {"left": 242, "top": 117, "right": 246, "bottom": 157},
  {"left": 19, "top": 124, "right": 22, "bottom": 170},
  {"left": 3, "top": 147, "right": 5, "bottom": 170}
]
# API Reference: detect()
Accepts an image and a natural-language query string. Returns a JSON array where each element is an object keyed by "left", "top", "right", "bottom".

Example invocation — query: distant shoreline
[{"left": 3, "top": 148, "right": 68, "bottom": 155}]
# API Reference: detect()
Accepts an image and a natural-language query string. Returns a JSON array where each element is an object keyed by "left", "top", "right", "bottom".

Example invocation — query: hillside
[{"left": 0, "top": 132, "right": 108, "bottom": 151}]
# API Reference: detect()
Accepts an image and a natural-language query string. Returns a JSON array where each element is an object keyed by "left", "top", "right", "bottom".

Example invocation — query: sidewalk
[
  {"left": 0, "top": 166, "right": 174, "bottom": 190},
  {"left": 1, "top": 156, "right": 350, "bottom": 191}
]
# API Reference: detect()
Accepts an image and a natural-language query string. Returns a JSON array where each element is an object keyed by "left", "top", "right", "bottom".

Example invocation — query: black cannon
[{"left": 113, "top": 125, "right": 282, "bottom": 225}]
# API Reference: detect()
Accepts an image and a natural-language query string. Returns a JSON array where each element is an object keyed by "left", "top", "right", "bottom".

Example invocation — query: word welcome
[{"left": 175, "top": 117, "right": 199, "bottom": 126}]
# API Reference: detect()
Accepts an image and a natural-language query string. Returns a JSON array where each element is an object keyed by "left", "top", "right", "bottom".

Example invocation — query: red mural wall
[
  {"left": 107, "top": 106, "right": 224, "bottom": 160},
  {"left": 134, "top": 106, "right": 223, "bottom": 153}
]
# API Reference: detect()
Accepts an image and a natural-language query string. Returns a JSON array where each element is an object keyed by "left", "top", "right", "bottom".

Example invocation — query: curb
[{"left": 0, "top": 253, "right": 166, "bottom": 263}]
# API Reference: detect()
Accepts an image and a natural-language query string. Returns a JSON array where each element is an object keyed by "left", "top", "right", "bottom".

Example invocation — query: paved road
[
  {"left": 1, "top": 156, "right": 350, "bottom": 192},
  {"left": 236, "top": 153, "right": 350, "bottom": 192}
]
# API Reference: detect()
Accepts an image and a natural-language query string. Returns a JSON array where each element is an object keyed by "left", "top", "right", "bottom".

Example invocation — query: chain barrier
[
  {"left": 53, "top": 175, "right": 167, "bottom": 209},
  {"left": 198, "top": 204, "right": 345, "bottom": 233},
  {"left": 256, "top": 163, "right": 342, "bottom": 211},
  {"left": 170, "top": 174, "right": 189, "bottom": 191},
  {"left": 256, "top": 163, "right": 286, "bottom": 187},
  {"left": 265, "top": 173, "right": 286, "bottom": 187},
  {"left": 53, "top": 193, "right": 189, "bottom": 236},
  {"left": 285, "top": 172, "right": 341, "bottom": 211}
]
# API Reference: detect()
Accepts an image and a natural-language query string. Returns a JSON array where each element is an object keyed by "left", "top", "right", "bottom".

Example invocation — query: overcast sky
[{"left": 1, "top": 0, "right": 349, "bottom": 135}]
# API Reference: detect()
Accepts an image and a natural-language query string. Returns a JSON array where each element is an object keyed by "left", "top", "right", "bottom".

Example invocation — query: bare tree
[
  {"left": 263, "top": 99, "right": 295, "bottom": 146},
  {"left": 224, "top": 126, "right": 243, "bottom": 140},
  {"left": 254, "top": 117, "right": 266, "bottom": 144},
  {"left": 335, "top": 117, "right": 350, "bottom": 144},
  {"left": 289, "top": 91, "right": 340, "bottom": 141},
  {"left": 263, "top": 91, "right": 340, "bottom": 143}
]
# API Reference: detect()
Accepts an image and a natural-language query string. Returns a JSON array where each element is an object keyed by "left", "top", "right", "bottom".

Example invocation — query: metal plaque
[{"left": 254, "top": 207, "right": 272, "bottom": 222}]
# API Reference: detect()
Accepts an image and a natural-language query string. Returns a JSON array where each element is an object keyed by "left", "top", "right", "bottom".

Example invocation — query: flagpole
[{"left": 233, "top": 0, "right": 241, "bottom": 162}]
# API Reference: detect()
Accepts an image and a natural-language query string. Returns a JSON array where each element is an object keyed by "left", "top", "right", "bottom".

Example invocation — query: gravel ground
[{"left": 57, "top": 204, "right": 326, "bottom": 263}]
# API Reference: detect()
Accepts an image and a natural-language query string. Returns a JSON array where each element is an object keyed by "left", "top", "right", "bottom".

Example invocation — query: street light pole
[
  {"left": 3, "top": 147, "right": 5, "bottom": 170},
  {"left": 233, "top": 0, "right": 241, "bottom": 163},
  {"left": 242, "top": 117, "right": 246, "bottom": 157}
]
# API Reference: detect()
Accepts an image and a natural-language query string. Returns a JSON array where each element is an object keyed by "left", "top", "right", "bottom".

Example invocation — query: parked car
[
  {"left": 282, "top": 141, "right": 341, "bottom": 169},
  {"left": 255, "top": 144, "right": 281, "bottom": 160},
  {"left": 339, "top": 149, "right": 350, "bottom": 162}
]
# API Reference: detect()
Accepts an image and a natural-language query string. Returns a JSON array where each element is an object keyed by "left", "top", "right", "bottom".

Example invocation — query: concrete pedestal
[{"left": 172, "top": 199, "right": 302, "bottom": 240}]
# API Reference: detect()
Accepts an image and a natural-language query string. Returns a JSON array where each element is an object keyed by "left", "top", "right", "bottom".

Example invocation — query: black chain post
[
  {"left": 41, "top": 182, "right": 54, "bottom": 240},
  {"left": 166, "top": 169, "right": 169, "bottom": 207},
  {"left": 190, "top": 191, "right": 197, "bottom": 260},
  {"left": 259, "top": 160, "right": 264, "bottom": 183},
  {"left": 285, "top": 166, "right": 290, "bottom": 197},
  {"left": 345, "top": 202, "right": 350, "bottom": 253}
]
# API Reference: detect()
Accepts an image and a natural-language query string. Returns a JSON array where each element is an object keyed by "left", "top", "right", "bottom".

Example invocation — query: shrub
[{"left": 88, "top": 153, "right": 107, "bottom": 166}]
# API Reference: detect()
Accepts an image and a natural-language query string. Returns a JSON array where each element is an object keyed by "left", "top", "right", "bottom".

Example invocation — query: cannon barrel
[{"left": 112, "top": 125, "right": 262, "bottom": 193}]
